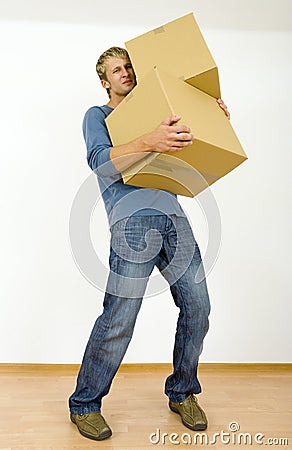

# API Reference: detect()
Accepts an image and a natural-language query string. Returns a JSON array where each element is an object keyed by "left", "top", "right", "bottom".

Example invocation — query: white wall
[{"left": 0, "top": 6, "right": 291, "bottom": 363}]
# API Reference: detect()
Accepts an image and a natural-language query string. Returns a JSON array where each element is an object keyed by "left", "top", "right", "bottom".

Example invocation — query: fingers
[
  {"left": 172, "top": 131, "right": 194, "bottom": 142},
  {"left": 157, "top": 115, "right": 194, "bottom": 153},
  {"left": 160, "top": 118, "right": 192, "bottom": 137},
  {"left": 217, "top": 98, "right": 230, "bottom": 119},
  {"left": 169, "top": 125, "right": 194, "bottom": 147},
  {"left": 171, "top": 124, "right": 192, "bottom": 134},
  {"left": 166, "top": 140, "right": 193, "bottom": 152},
  {"left": 161, "top": 115, "right": 181, "bottom": 126},
  {"left": 168, "top": 131, "right": 194, "bottom": 152},
  {"left": 161, "top": 116, "right": 192, "bottom": 134}
]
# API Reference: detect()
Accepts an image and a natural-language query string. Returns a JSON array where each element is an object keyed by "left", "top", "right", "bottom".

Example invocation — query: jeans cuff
[{"left": 70, "top": 406, "right": 101, "bottom": 415}]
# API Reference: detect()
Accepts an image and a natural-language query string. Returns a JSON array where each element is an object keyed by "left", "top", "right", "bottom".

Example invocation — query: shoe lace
[{"left": 183, "top": 394, "right": 204, "bottom": 420}]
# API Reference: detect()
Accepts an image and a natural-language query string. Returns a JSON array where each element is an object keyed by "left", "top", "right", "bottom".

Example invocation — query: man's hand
[
  {"left": 217, "top": 98, "right": 230, "bottom": 119},
  {"left": 143, "top": 115, "right": 194, "bottom": 153},
  {"left": 110, "top": 115, "right": 193, "bottom": 172}
]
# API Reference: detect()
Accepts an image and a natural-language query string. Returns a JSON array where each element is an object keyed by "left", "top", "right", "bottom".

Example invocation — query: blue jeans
[{"left": 69, "top": 214, "right": 210, "bottom": 414}]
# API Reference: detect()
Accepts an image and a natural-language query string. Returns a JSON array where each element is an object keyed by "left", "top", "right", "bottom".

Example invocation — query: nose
[{"left": 121, "top": 66, "right": 130, "bottom": 77}]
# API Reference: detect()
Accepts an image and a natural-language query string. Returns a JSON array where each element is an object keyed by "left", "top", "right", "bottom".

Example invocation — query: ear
[{"left": 101, "top": 79, "right": 110, "bottom": 90}]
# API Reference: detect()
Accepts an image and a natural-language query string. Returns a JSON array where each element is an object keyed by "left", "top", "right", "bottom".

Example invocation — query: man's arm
[
  {"left": 110, "top": 99, "right": 231, "bottom": 172},
  {"left": 110, "top": 115, "right": 194, "bottom": 172},
  {"left": 84, "top": 100, "right": 230, "bottom": 177}
]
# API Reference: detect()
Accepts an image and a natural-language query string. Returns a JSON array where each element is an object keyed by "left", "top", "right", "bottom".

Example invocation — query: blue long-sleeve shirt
[{"left": 83, "top": 105, "right": 186, "bottom": 227}]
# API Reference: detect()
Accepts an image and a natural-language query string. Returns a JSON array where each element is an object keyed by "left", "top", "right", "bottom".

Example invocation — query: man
[{"left": 69, "top": 47, "right": 230, "bottom": 441}]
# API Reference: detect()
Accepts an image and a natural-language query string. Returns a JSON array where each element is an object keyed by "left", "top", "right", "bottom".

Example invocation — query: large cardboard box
[
  {"left": 105, "top": 13, "right": 247, "bottom": 197},
  {"left": 126, "top": 13, "right": 221, "bottom": 99},
  {"left": 106, "top": 67, "right": 247, "bottom": 197}
]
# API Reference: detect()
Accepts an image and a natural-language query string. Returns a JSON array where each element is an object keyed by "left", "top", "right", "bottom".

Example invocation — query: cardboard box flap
[
  {"left": 186, "top": 67, "right": 220, "bottom": 100},
  {"left": 153, "top": 67, "right": 246, "bottom": 158}
]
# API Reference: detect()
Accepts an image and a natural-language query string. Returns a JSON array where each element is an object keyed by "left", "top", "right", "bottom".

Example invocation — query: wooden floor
[{"left": 0, "top": 364, "right": 291, "bottom": 449}]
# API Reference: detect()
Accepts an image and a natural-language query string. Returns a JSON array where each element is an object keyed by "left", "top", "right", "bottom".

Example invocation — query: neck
[
  {"left": 107, "top": 92, "right": 128, "bottom": 109},
  {"left": 107, "top": 98, "right": 123, "bottom": 108}
]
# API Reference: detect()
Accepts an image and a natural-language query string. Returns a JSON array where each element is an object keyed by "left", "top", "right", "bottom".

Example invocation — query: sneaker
[
  {"left": 169, "top": 394, "right": 208, "bottom": 431},
  {"left": 70, "top": 412, "right": 112, "bottom": 441}
]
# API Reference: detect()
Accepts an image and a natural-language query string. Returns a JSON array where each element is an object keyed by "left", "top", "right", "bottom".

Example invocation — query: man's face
[{"left": 102, "top": 57, "right": 136, "bottom": 98}]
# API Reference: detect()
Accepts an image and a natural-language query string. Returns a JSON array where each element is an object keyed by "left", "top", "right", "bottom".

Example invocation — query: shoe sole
[
  {"left": 169, "top": 403, "right": 208, "bottom": 431},
  {"left": 70, "top": 414, "right": 112, "bottom": 441}
]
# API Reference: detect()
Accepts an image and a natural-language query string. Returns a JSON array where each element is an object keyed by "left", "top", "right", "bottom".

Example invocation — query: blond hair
[{"left": 96, "top": 46, "right": 130, "bottom": 81}]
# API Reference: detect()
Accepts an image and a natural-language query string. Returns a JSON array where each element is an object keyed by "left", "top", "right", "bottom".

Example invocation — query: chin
[{"left": 125, "top": 84, "right": 135, "bottom": 93}]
